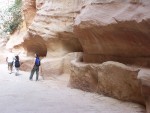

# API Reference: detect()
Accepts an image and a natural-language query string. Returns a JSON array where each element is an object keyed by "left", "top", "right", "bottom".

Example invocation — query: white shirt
[{"left": 7, "top": 52, "right": 15, "bottom": 63}]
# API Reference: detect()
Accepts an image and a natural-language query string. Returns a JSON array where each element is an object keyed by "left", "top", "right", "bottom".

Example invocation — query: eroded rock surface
[
  {"left": 74, "top": 0, "right": 150, "bottom": 66},
  {"left": 138, "top": 69, "right": 150, "bottom": 113},
  {"left": 69, "top": 61, "right": 144, "bottom": 104},
  {"left": 4, "top": 0, "right": 150, "bottom": 112},
  {"left": 10, "top": 0, "right": 150, "bottom": 64},
  {"left": 22, "top": 0, "right": 36, "bottom": 27},
  {"left": 20, "top": 52, "right": 82, "bottom": 77},
  {"left": 25, "top": 0, "right": 84, "bottom": 57}
]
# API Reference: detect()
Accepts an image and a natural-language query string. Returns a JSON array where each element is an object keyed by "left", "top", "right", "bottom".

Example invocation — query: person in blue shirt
[{"left": 29, "top": 53, "right": 41, "bottom": 81}]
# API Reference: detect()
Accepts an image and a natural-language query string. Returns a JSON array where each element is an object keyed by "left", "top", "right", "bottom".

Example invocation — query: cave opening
[{"left": 23, "top": 35, "right": 47, "bottom": 57}]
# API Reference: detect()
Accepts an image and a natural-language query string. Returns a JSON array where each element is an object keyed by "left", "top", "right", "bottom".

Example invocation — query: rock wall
[
  {"left": 12, "top": 0, "right": 150, "bottom": 63},
  {"left": 74, "top": 0, "right": 150, "bottom": 67},
  {"left": 4, "top": 0, "right": 150, "bottom": 111},
  {"left": 22, "top": 0, "right": 36, "bottom": 27},
  {"left": 24, "top": 0, "right": 84, "bottom": 57},
  {"left": 6, "top": 0, "right": 36, "bottom": 51},
  {"left": 20, "top": 52, "right": 83, "bottom": 78},
  {"left": 69, "top": 60, "right": 144, "bottom": 104},
  {"left": 138, "top": 69, "right": 150, "bottom": 113}
]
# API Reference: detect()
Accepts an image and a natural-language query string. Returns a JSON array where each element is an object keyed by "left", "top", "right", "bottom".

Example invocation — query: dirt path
[{"left": 0, "top": 64, "right": 145, "bottom": 113}]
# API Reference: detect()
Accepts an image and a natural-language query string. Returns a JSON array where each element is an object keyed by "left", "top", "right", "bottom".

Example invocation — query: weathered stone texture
[
  {"left": 5, "top": 1, "right": 150, "bottom": 111},
  {"left": 69, "top": 61, "right": 144, "bottom": 104},
  {"left": 74, "top": 0, "right": 150, "bottom": 66},
  {"left": 138, "top": 69, "right": 150, "bottom": 113},
  {"left": 22, "top": 0, "right": 36, "bottom": 27},
  {"left": 20, "top": 52, "right": 82, "bottom": 77}
]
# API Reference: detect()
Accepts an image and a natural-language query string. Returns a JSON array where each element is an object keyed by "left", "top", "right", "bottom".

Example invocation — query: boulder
[
  {"left": 69, "top": 61, "right": 98, "bottom": 92},
  {"left": 97, "top": 61, "right": 144, "bottom": 104},
  {"left": 69, "top": 61, "right": 145, "bottom": 104},
  {"left": 138, "top": 69, "right": 150, "bottom": 113}
]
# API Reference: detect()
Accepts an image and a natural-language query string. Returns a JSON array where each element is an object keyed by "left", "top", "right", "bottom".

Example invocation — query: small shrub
[{"left": 3, "top": 0, "right": 22, "bottom": 34}]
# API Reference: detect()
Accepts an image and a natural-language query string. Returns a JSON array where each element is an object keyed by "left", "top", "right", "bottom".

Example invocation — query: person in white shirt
[{"left": 6, "top": 49, "right": 15, "bottom": 74}]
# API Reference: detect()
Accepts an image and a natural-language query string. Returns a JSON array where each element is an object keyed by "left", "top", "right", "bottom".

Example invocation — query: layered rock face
[
  {"left": 24, "top": 0, "right": 84, "bottom": 57},
  {"left": 70, "top": 0, "right": 150, "bottom": 111},
  {"left": 5, "top": 0, "right": 150, "bottom": 111},
  {"left": 22, "top": 0, "right": 36, "bottom": 27},
  {"left": 5, "top": 0, "right": 36, "bottom": 50},
  {"left": 7, "top": 0, "right": 83, "bottom": 76},
  {"left": 74, "top": 0, "right": 150, "bottom": 66},
  {"left": 18, "top": 0, "right": 150, "bottom": 64},
  {"left": 9, "top": 0, "right": 150, "bottom": 69}
]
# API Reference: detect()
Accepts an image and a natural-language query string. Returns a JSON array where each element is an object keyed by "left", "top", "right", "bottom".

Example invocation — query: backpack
[
  {"left": 35, "top": 57, "right": 40, "bottom": 66},
  {"left": 15, "top": 60, "right": 20, "bottom": 67}
]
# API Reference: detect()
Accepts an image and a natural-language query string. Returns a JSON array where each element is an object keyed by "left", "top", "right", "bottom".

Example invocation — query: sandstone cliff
[
  {"left": 23, "top": 0, "right": 83, "bottom": 57},
  {"left": 9, "top": 0, "right": 150, "bottom": 66},
  {"left": 4, "top": 0, "right": 150, "bottom": 111},
  {"left": 74, "top": 0, "right": 150, "bottom": 66},
  {"left": 22, "top": 0, "right": 36, "bottom": 27}
]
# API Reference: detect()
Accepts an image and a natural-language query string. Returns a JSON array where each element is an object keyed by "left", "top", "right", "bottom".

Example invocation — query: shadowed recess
[{"left": 23, "top": 34, "right": 47, "bottom": 56}]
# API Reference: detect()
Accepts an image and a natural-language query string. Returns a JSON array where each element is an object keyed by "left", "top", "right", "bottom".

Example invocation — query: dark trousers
[{"left": 29, "top": 65, "right": 39, "bottom": 81}]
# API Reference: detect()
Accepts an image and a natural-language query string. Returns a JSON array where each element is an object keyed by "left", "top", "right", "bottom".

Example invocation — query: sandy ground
[{"left": 0, "top": 64, "right": 146, "bottom": 113}]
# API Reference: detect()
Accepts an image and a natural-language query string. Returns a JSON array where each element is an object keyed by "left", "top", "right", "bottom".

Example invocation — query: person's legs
[
  {"left": 8, "top": 63, "right": 10, "bottom": 71},
  {"left": 7, "top": 63, "right": 9, "bottom": 71},
  {"left": 8, "top": 62, "right": 13, "bottom": 74},
  {"left": 29, "top": 67, "right": 36, "bottom": 80},
  {"left": 10, "top": 62, "right": 13, "bottom": 73},
  {"left": 35, "top": 67, "right": 39, "bottom": 81},
  {"left": 15, "top": 67, "right": 19, "bottom": 76}
]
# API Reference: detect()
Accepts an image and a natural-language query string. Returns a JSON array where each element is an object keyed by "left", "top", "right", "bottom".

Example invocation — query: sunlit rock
[{"left": 22, "top": 0, "right": 36, "bottom": 27}]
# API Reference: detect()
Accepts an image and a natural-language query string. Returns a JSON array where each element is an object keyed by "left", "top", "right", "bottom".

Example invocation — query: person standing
[
  {"left": 14, "top": 55, "right": 20, "bottom": 76},
  {"left": 6, "top": 49, "right": 15, "bottom": 74},
  {"left": 29, "top": 53, "right": 41, "bottom": 81}
]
